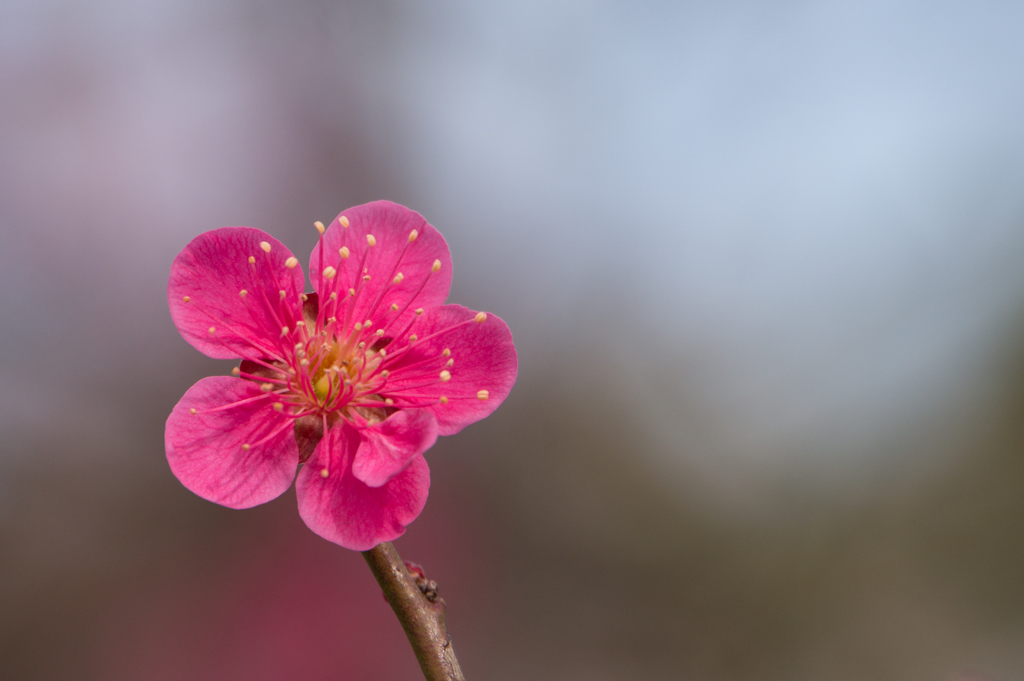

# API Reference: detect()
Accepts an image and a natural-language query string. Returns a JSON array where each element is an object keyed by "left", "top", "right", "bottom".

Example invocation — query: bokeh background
[{"left": 2, "top": 1, "right": 1024, "bottom": 679}]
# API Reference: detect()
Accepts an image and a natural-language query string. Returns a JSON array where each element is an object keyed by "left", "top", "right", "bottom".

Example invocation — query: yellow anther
[
  {"left": 376, "top": 329, "right": 385, "bottom": 336},
  {"left": 440, "top": 396, "right": 448, "bottom": 404},
  {"left": 260, "top": 241, "right": 271, "bottom": 253},
  {"left": 314, "top": 220, "right": 325, "bottom": 235},
  {"left": 300, "top": 293, "right": 308, "bottom": 302},
  {"left": 300, "top": 358, "right": 310, "bottom": 366},
  {"left": 431, "top": 259, "right": 441, "bottom": 272},
  {"left": 446, "top": 359, "right": 454, "bottom": 367},
  {"left": 248, "top": 256, "right": 256, "bottom": 264},
  {"left": 281, "top": 325, "right": 290, "bottom": 335},
  {"left": 182, "top": 296, "right": 191, "bottom": 302},
  {"left": 231, "top": 367, "right": 241, "bottom": 376},
  {"left": 385, "top": 398, "right": 394, "bottom": 405},
  {"left": 358, "top": 341, "right": 366, "bottom": 349},
  {"left": 242, "top": 444, "right": 251, "bottom": 450},
  {"left": 391, "top": 303, "right": 399, "bottom": 311},
  {"left": 439, "top": 370, "right": 451, "bottom": 382},
  {"left": 379, "top": 349, "right": 387, "bottom": 358},
  {"left": 208, "top": 326, "right": 216, "bottom": 334},
  {"left": 320, "top": 468, "right": 330, "bottom": 477},
  {"left": 393, "top": 273, "right": 404, "bottom": 284},
  {"left": 477, "top": 390, "right": 489, "bottom": 400},
  {"left": 380, "top": 370, "right": 390, "bottom": 378},
  {"left": 295, "top": 342, "right": 304, "bottom": 351},
  {"left": 409, "top": 335, "right": 418, "bottom": 342},
  {"left": 330, "top": 291, "right": 337, "bottom": 300},
  {"left": 366, "top": 234, "right": 376, "bottom": 247},
  {"left": 273, "top": 402, "right": 284, "bottom": 412},
  {"left": 189, "top": 408, "right": 197, "bottom": 415},
  {"left": 260, "top": 383, "right": 274, "bottom": 392},
  {"left": 285, "top": 256, "right": 299, "bottom": 268},
  {"left": 365, "top": 319, "right": 372, "bottom": 327},
  {"left": 349, "top": 288, "right": 356, "bottom": 296},
  {"left": 323, "top": 266, "right": 337, "bottom": 279},
  {"left": 239, "top": 289, "right": 248, "bottom": 298},
  {"left": 415, "top": 308, "right": 423, "bottom": 315},
  {"left": 339, "top": 246, "right": 350, "bottom": 259},
  {"left": 409, "top": 229, "right": 419, "bottom": 242},
  {"left": 340, "top": 215, "right": 350, "bottom": 228},
  {"left": 328, "top": 316, "right": 337, "bottom": 323},
  {"left": 279, "top": 290, "right": 286, "bottom": 299},
  {"left": 354, "top": 322, "right": 362, "bottom": 331},
  {"left": 363, "top": 275, "right": 371, "bottom": 281},
  {"left": 442, "top": 348, "right": 451, "bottom": 356}
]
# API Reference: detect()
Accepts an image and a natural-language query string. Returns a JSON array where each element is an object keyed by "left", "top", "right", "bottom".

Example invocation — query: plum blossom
[{"left": 165, "top": 201, "right": 517, "bottom": 550}]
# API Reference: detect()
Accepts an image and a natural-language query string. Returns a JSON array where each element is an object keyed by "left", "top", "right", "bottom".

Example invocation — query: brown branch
[{"left": 362, "top": 542, "right": 466, "bottom": 681}]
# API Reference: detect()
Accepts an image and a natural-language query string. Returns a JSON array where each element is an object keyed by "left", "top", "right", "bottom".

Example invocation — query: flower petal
[
  {"left": 296, "top": 423, "right": 430, "bottom": 550},
  {"left": 169, "top": 227, "right": 306, "bottom": 360},
  {"left": 351, "top": 409, "right": 438, "bottom": 487},
  {"left": 308, "top": 201, "right": 452, "bottom": 339},
  {"left": 384, "top": 305, "right": 518, "bottom": 435},
  {"left": 165, "top": 376, "right": 299, "bottom": 509}
]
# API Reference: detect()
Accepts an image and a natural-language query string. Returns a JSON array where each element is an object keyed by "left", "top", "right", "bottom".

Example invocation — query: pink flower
[{"left": 165, "top": 201, "right": 517, "bottom": 550}]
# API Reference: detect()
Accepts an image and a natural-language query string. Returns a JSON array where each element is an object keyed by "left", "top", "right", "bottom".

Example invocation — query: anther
[
  {"left": 477, "top": 390, "right": 489, "bottom": 400},
  {"left": 393, "top": 273, "right": 404, "bottom": 284},
  {"left": 366, "top": 234, "right": 376, "bottom": 247},
  {"left": 208, "top": 326, "right": 216, "bottom": 334},
  {"left": 323, "top": 266, "right": 337, "bottom": 279},
  {"left": 391, "top": 303, "right": 399, "bottom": 311},
  {"left": 415, "top": 308, "right": 423, "bottom": 315},
  {"left": 300, "top": 358, "right": 310, "bottom": 366},
  {"left": 349, "top": 288, "right": 356, "bottom": 296},
  {"left": 242, "top": 444, "right": 251, "bottom": 450},
  {"left": 330, "top": 292, "right": 337, "bottom": 300},
  {"left": 409, "top": 229, "right": 419, "bottom": 242},
  {"left": 442, "top": 348, "right": 451, "bottom": 356},
  {"left": 340, "top": 215, "right": 350, "bottom": 228},
  {"left": 260, "top": 241, "right": 271, "bottom": 253},
  {"left": 354, "top": 322, "right": 362, "bottom": 331},
  {"left": 358, "top": 341, "right": 366, "bottom": 349},
  {"left": 328, "top": 316, "right": 337, "bottom": 323},
  {"left": 273, "top": 402, "right": 284, "bottom": 412},
  {"left": 431, "top": 259, "right": 441, "bottom": 272},
  {"left": 379, "top": 350, "right": 387, "bottom": 358},
  {"left": 295, "top": 342, "right": 304, "bottom": 351},
  {"left": 231, "top": 367, "right": 240, "bottom": 376},
  {"left": 363, "top": 275, "right": 371, "bottom": 281},
  {"left": 385, "top": 398, "right": 394, "bottom": 405},
  {"left": 320, "top": 468, "right": 330, "bottom": 477},
  {"left": 380, "top": 370, "right": 390, "bottom": 378},
  {"left": 239, "top": 289, "right": 248, "bottom": 298},
  {"left": 376, "top": 329, "right": 385, "bottom": 336},
  {"left": 339, "top": 246, "right": 350, "bottom": 259},
  {"left": 314, "top": 221, "right": 325, "bottom": 235},
  {"left": 285, "top": 256, "right": 299, "bottom": 269},
  {"left": 182, "top": 296, "right": 191, "bottom": 302},
  {"left": 440, "top": 396, "right": 448, "bottom": 404},
  {"left": 300, "top": 293, "right": 308, "bottom": 302},
  {"left": 248, "top": 256, "right": 256, "bottom": 264},
  {"left": 409, "top": 335, "right": 418, "bottom": 342},
  {"left": 446, "top": 359, "right": 454, "bottom": 367},
  {"left": 189, "top": 408, "right": 197, "bottom": 415},
  {"left": 279, "top": 290, "right": 286, "bottom": 299},
  {"left": 475, "top": 312, "right": 487, "bottom": 323},
  {"left": 365, "top": 319, "right": 372, "bottom": 327},
  {"left": 280, "top": 325, "right": 289, "bottom": 336},
  {"left": 259, "top": 383, "right": 273, "bottom": 392},
  {"left": 439, "top": 370, "right": 451, "bottom": 382}
]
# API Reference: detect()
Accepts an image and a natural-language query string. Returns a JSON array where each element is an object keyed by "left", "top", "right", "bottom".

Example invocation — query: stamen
[
  {"left": 339, "top": 246, "right": 350, "bottom": 259},
  {"left": 232, "top": 367, "right": 241, "bottom": 376},
  {"left": 366, "top": 234, "right": 376, "bottom": 247},
  {"left": 442, "top": 348, "right": 451, "bottom": 356},
  {"left": 260, "top": 241, "right": 272, "bottom": 253},
  {"left": 432, "top": 260, "right": 441, "bottom": 272},
  {"left": 321, "top": 468, "right": 330, "bottom": 477},
  {"left": 393, "top": 273, "right": 404, "bottom": 284},
  {"left": 242, "top": 444, "right": 251, "bottom": 450},
  {"left": 208, "top": 326, "right": 216, "bottom": 334},
  {"left": 408, "top": 229, "right": 418, "bottom": 242},
  {"left": 391, "top": 303, "right": 399, "bottom": 311},
  {"left": 440, "top": 370, "right": 451, "bottom": 382},
  {"left": 285, "top": 256, "right": 299, "bottom": 268},
  {"left": 477, "top": 390, "right": 489, "bottom": 400},
  {"left": 273, "top": 402, "right": 284, "bottom": 411},
  {"left": 248, "top": 256, "right": 256, "bottom": 264},
  {"left": 279, "top": 290, "right": 286, "bottom": 299},
  {"left": 239, "top": 289, "right": 248, "bottom": 298},
  {"left": 323, "top": 266, "right": 337, "bottom": 280},
  {"left": 340, "top": 215, "right": 350, "bottom": 228},
  {"left": 475, "top": 312, "right": 487, "bottom": 323},
  {"left": 189, "top": 408, "right": 197, "bottom": 415},
  {"left": 314, "top": 221, "right": 325, "bottom": 235},
  {"left": 446, "top": 359, "right": 454, "bottom": 367},
  {"left": 182, "top": 296, "right": 191, "bottom": 302},
  {"left": 440, "top": 396, "right": 448, "bottom": 404},
  {"left": 415, "top": 308, "right": 423, "bottom": 315},
  {"left": 330, "top": 292, "right": 338, "bottom": 300}
]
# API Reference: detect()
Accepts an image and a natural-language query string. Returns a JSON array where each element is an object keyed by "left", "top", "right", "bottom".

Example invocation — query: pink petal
[
  {"left": 351, "top": 409, "right": 439, "bottom": 487},
  {"left": 384, "top": 305, "right": 518, "bottom": 435},
  {"left": 165, "top": 376, "right": 299, "bottom": 509},
  {"left": 169, "top": 227, "right": 306, "bottom": 360},
  {"left": 295, "top": 423, "right": 430, "bottom": 550},
  {"left": 308, "top": 201, "right": 452, "bottom": 338}
]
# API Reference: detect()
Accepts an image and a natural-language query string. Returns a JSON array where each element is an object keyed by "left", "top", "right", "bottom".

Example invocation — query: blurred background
[{"left": 2, "top": 1, "right": 1024, "bottom": 679}]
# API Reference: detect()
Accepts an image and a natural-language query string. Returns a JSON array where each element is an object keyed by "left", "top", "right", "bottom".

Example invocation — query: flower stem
[{"left": 362, "top": 542, "right": 466, "bottom": 681}]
